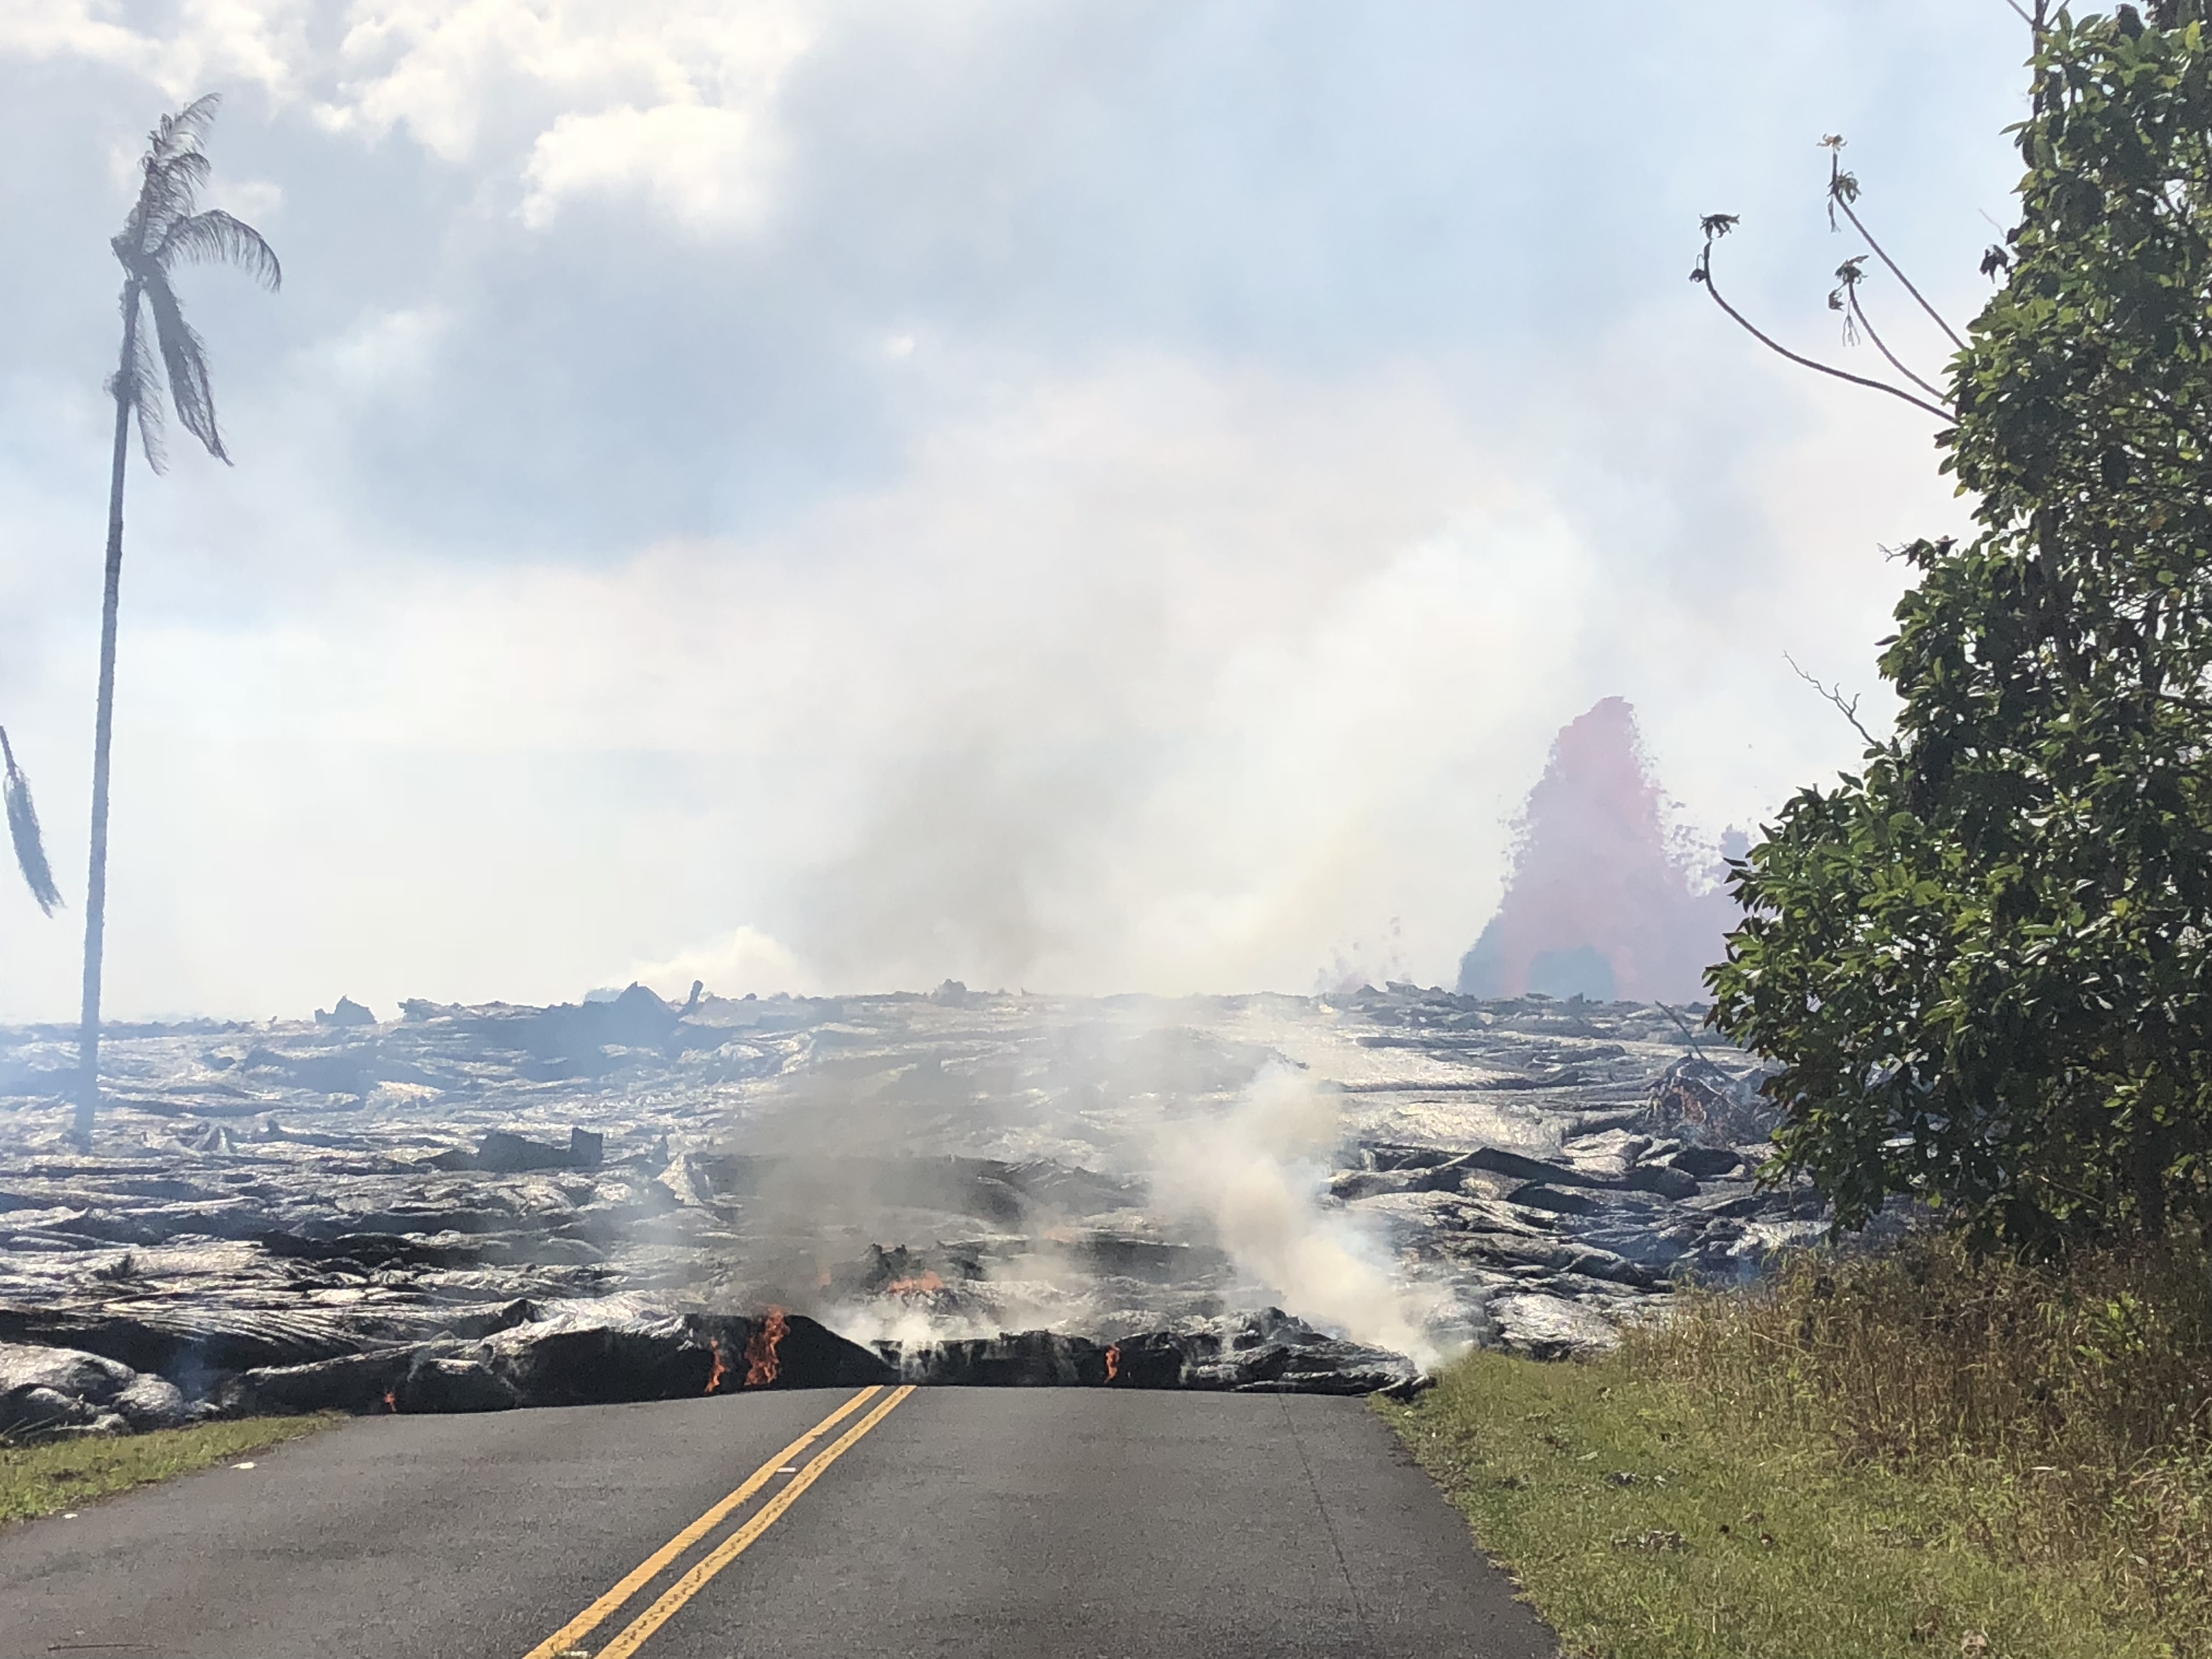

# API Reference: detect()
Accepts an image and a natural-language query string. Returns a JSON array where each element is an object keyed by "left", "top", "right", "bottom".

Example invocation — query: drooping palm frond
[
  {"left": 108, "top": 93, "right": 279, "bottom": 470},
  {"left": 0, "top": 727, "right": 63, "bottom": 916},
  {"left": 159, "top": 210, "right": 281, "bottom": 290},
  {"left": 141, "top": 272, "right": 224, "bottom": 461}
]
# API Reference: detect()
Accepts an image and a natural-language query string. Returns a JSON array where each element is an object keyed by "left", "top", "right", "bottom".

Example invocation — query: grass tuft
[
  {"left": 1389, "top": 1228, "right": 2211, "bottom": 1658},
  {"left": 0, "top": 1416, "right": 337, "bottom": 1526}
]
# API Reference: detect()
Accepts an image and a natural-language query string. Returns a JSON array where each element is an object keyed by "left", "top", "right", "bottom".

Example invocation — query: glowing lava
[
  {"left": 744, "top": 1308, "right": 788, "bottom": 1387},
  {"left": 1105, "top": 1344, "right": 1121, "bottom": 1382},
  {"left": 382, "top": 1388, "right": 398, "bottom": 1413},
  {"left": 885, "top": 1272, "right": 946, "bottom": 1296}
]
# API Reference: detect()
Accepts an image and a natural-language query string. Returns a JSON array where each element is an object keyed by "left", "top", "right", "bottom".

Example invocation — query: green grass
[
  {"left": 1386, "top": 1352, "right": 2196, "bottom": 1659},
  {"left": 0, "top": 1416, "right": 338, "bottom": 1526},
  {"left": 1387, "top": 1229, "right": 2212, "bottom": 1659}
]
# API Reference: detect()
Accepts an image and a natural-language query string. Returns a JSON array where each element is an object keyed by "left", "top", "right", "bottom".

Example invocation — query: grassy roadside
[
  {"left": 1, "top": 1416, "right": 338, "bottom": 1525},
  {"left": 1385, "top": 1235, "right": 2210, "bottom": 1659}
]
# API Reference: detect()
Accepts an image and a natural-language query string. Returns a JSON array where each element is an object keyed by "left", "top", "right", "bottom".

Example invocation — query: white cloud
[
  {"left": 0, "top": 1, "right": 301, "bottom": 97},
  {"left": 313, "top": 304, "right": 452, "bottom": 395},
  {"left": 520, "top": 99, "right": 774, "bottom": 228},
  {"left": 2, "top": 0, "right": 814, "bottom": 227},
  {"left": 329, "top": 0, "right": 813, "bottom": 191}
]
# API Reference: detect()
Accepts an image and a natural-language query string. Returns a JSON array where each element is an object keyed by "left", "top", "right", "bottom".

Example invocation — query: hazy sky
[{"left": 0, "top": 1, "right": 2030, "bottom": 1019}]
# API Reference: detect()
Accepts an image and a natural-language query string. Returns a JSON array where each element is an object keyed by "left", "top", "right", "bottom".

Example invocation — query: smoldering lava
[{"left": 0, "top": 984, "right": 1815, "bottom": 1430}]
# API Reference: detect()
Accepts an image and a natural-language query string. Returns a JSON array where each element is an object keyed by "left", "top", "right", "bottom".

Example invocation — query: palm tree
[
  {"left": 3, "top": 725, "right": 63, "bottom": 915},
  {"left": 76, "top": 95, "right": 279, "bottom": 1143}
]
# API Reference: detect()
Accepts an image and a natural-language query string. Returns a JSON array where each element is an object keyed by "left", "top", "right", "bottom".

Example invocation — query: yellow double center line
[{"left": 522, "top": 1384, "right": 916, "bottom": 1659}]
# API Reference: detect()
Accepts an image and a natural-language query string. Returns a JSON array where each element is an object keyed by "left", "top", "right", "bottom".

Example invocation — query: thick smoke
[
  {"left": 1149, "top": 1060, "right": 1446, "bottom": 1368},
  {"left": 1458, "top": 696, "right": 1740, "bottom": 1005}
]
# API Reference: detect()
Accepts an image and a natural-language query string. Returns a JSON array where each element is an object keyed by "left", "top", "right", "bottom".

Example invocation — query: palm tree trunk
[{"left": 76, "top": 290, "right": 138, "bottom": 1146}]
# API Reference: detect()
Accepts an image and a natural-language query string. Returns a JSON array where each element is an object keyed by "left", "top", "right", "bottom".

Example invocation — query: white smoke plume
[{"left": 1150, "top": 1060, "right": 1448, "bottom": 1369}]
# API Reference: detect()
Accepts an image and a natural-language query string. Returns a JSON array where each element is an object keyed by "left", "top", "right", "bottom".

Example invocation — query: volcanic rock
[
  {"left": 2, "top": 1385, "right": 110, "bottom": 1436},
  {"left": 467, "top": 1129, "right": 588, "bottom": 1174},
  {"left": 1622, "top": 1163, "right": 1700, "bottom": 1200},
  {"left": 884, "top": 1310, "right": 1419, "bottom": 1396},
  {"left": 0, "top": 987, "right": 1823, "bottom": 1422},
  {"left": 1668, "top": 1144, "right": 1748, "bottom": 1180},
  {"left": 1488, "top": 1293, "right": 1623, "bottom": 1360},
  {"left": 0, "top": 1341, "right": 186, "bottom": 1437},
  {"left": 222, "top": 1309, "right": 894, "bottom": 1416}
]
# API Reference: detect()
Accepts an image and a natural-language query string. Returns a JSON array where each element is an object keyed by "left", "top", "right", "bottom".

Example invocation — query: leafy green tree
[
  {"left": 1709, "top": 2, "right": 2212, "bottom": 1250},
  {"left": 77, "top": 96, "right": 279, "bottom": 1143}
]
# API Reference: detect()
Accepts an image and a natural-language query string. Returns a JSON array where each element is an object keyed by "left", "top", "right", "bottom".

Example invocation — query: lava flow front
[{"left": 744, "top": 1308, "right": 788, "bottom": 1387}]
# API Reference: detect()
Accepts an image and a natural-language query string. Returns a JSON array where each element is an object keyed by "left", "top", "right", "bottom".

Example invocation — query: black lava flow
[{"left": 0, "top": 984, "right": 1825, "bottom": 1435}]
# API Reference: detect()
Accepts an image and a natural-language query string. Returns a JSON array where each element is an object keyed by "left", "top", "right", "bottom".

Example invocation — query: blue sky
[{"left": 0, "top": 1, "right": 2033, "bottom": 1018}]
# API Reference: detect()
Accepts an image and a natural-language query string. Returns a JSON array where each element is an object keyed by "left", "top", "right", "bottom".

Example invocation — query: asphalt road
[{"left": 4, "top": 1389, "right": 1556, "bottom": 1659}]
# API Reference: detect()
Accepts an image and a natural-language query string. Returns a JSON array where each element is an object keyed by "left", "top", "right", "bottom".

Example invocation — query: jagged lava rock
[{"left": 0, "top": 988, "right": 1823, "bottom": 1421}]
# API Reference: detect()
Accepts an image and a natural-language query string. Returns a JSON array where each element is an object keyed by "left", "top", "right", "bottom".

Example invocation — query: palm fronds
[
  {"left": 109, "top": 93, "right": 283, "bottom": 470},
  {"left": 0, "top": 727, "right": 63, "bottom": 916}
]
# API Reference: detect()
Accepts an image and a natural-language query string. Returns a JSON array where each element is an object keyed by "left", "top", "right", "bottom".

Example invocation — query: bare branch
[
  {"left": 1785, "top": 652, "right": 1878, "bottom": 748},
  {"left": 1655, "top": 1001, "right": 1713, "bottom": 1062},
  {"left": 1847, "top": 286, "right": 1953, "bottom": 407},
  {"left": 1826, "top": 148, "right": 1969, "bottom": 354},
  {"left": 1692, "top": 225, "right": 1954, "bottom": 421}
]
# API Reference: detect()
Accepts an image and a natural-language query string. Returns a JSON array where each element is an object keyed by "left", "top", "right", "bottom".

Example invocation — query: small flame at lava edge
[
  {"left": 1104, "top": 1344, "right": 1121, "bottom": 1382},
  {"left": 704, "top": 1339, "right": 731, "bottom": 1395},
  {"left": 744, "top": 1308, "right": 788, "bottom": 1387},
  {"left": 382, "top": 1388, "right": 398, "bottom": 1413}
]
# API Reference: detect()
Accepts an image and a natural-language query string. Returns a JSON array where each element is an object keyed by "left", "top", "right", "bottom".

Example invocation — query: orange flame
[
  {"left": 382, "top": 1388, "right": 399, "bottom": 1413},
  {"left": 705, "top": 1338, "right": 731, "bottom": 1395},
  {"left": 885, "top": 1272, "right": 946, "bottom": 1296},
  {"left": 1105, "top": 1344, "right": 1121, "bottom": 1383},
  {"left": 744, "top": 1307, "right": 788, "bottom": 1388}
]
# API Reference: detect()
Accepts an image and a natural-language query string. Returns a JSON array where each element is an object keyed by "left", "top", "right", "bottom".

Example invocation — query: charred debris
[{"left": 0, "top": 984, "right": 1815, "bottom": 1436}]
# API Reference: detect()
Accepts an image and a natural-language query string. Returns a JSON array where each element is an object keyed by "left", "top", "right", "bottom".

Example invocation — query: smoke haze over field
[{"left": 0, "top": 3, "right": 2021, "bottom": 1018}]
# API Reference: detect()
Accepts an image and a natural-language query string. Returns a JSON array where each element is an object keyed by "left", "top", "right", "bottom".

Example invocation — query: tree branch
[
  {"left": 1848, "top": 287, "right": 1954, "bottom": 408},
  {"left": 1692, "top": 233, "right": 1955, "bottom": 421},
  {"left": 1828, "top": 153, "right": 1969, "bottom": 354},
  {"left": 1785, "top": 652, "right": 1879, "bottom": 747},
  {"left": 1655, "top": 1001, "right": 1713, "bottom": 1061}
]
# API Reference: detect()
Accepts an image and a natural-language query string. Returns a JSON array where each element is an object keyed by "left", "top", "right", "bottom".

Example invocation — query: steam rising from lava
[
  {"left": 685, "top": 1006, "right": 1455, "bottom": 1369},
  {"left": 1149, "top": 1062, "right": 1446, "bottom": 1368}
]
